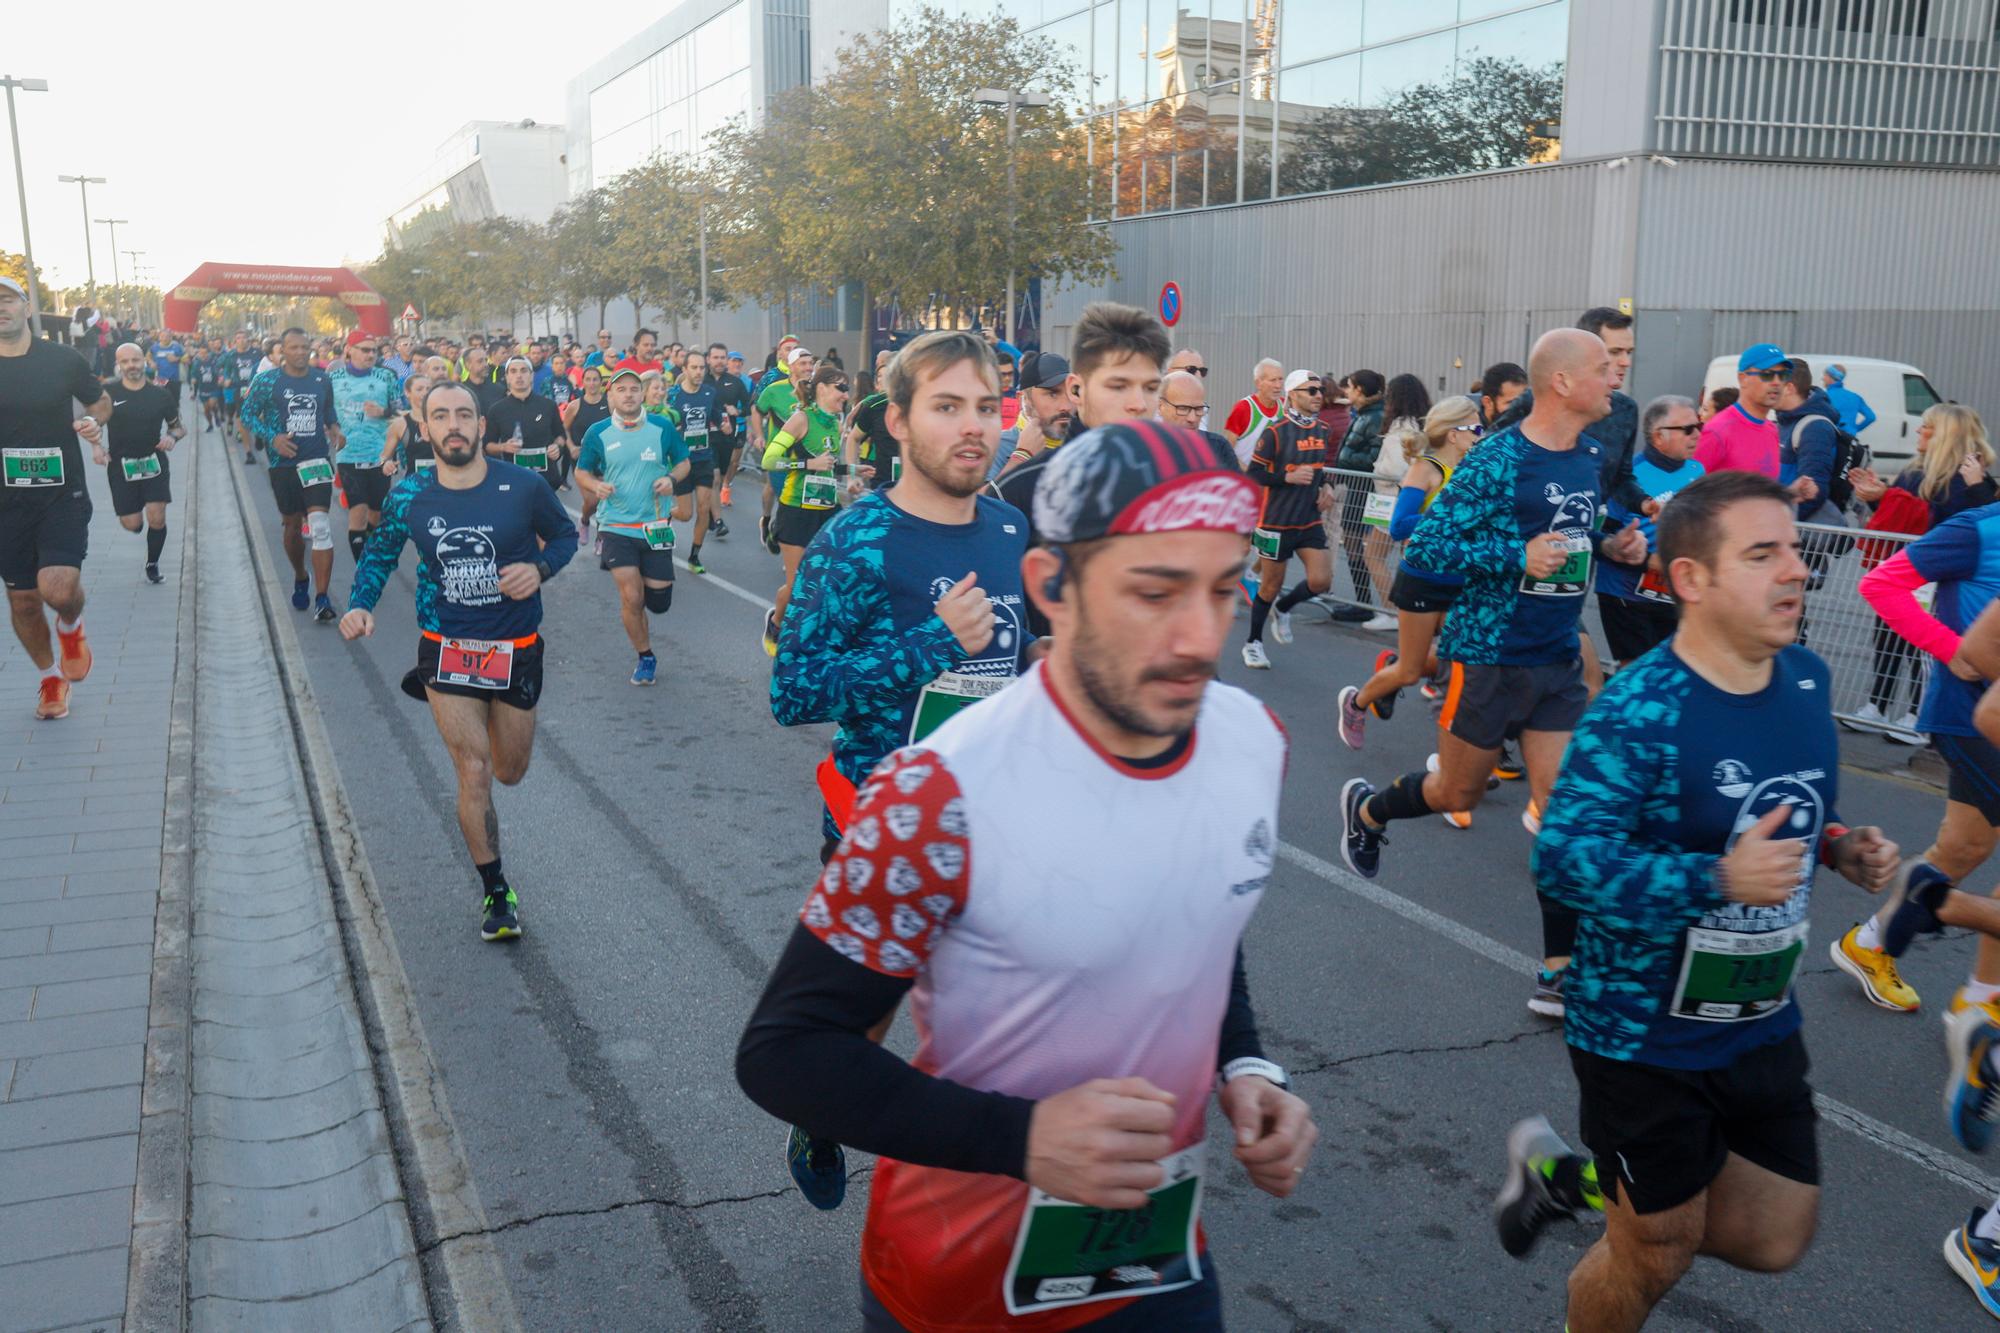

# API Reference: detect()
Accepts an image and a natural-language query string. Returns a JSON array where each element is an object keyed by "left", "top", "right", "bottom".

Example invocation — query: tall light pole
[
  {"left": 95, "top": 218, "right": 127, "bottom": 286},
  {"left": 973, "top": 87, "right": 1051, "bottom": 347},
  {"left": 3, "top": 75, "right": 51, "bottom": 337},
  {"left": 56, "top": 173, "right": 103, "bottom": 294},
  {"left": 122, "top": 252, "right": 145, "bottom": 324}
]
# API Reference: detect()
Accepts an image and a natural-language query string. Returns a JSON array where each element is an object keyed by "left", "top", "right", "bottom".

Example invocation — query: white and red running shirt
[{"left": 801, "top": 662, "right": 1286, "bottom": 1331}]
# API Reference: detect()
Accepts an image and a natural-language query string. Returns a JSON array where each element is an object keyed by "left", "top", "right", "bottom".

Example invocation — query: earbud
[{"left": 1041, "top": 548, "right": 1069, "bottom": 603}]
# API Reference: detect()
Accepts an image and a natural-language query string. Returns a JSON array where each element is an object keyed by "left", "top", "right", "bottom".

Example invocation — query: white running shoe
[
  {"left": 1888, "top": 711, "right": 1925, "bottom": 745},
  {"left": 1241, "top": 641, "right": 1271, "bottom": 670},
  {"left": 1361, "top": 612, "right": 1399, "bottom": 632},
  {"left": 1270, "top": 610, "right": 1293, "bottom": 645}
]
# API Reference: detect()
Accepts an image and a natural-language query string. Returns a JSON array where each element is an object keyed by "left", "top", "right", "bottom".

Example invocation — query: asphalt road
[{"left": 225, "top": 437, "right": 2000, "bottom": 1332}]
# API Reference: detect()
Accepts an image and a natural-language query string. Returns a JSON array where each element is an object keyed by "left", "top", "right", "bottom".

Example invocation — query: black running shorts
[
  {"left": 336, "top": 462, "right": 392, "bottom": 511},
  {"left": 773, "top": 503, "right": 834, "bottom": 549},
  {"left": 1598, "top": 594, "right": 1679, "bottom": 665},
  {"left": 1938, "top": 732, "right": 2000, "bottom": 826},
  {"left": 598, "top": 530, "right": 676, "bottom": 581},
  {"left": 402, "top": 634, "right": 544, "bottom": 712},
  {"left": 1389, "top": 565, "right": 1461, "bottom": 614},
  {"left": 0, "top": 495, "right": 91, "bottom": 590},
  {"left": 268, "top": 462, "right": 334, "bottom": 517},
  {"left": 107, "top": 456, "right": 173, "bottom": 518},
  {"left": 1570, "top": 1030, "right": 1819, "bottom": 1215},
  {"left": 1438, "top": 659, "right": 1588, "bottom": 751},
  {"left": 674, "top": 457, "right": 716, "bottom": 496}
]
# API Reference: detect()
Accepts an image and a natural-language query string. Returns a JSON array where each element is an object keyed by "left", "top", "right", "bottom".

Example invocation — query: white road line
[
  {"left": 1276, "top": 841, "right": 2000, "bottom": 1199},
  {"left": 563, "top": 503, "right": 774, "bottom": 612}
]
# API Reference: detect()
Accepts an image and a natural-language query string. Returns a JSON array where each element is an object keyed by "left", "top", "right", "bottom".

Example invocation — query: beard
[
  {"left": 1070, "top": 602, "right": 1215, "bottom": 741},
  {"left": 436, "top": 433, "right": 479, "bottom": 467},
  {"left": 907, "top": 437, "right": 992, "bottom": 499}
]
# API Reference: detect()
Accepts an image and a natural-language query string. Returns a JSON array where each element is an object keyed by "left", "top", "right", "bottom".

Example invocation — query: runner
[
  {"left": 483, "top": 356, "right": 568, "bottom": 494},
  {"left": 1491, "top": 468, "right": 1900, "bottom": 1332},
  {"left": 583, "top": 328, "right": 616, "bottom": 370},
  {"left": 1241, "top": 370, "right": 1335, "bottom": 670},
  {"left": 574, "top": 368, "right": 690, "bottom": 686},
  {"left": 98, "top": 342, "right": 183, "bottom": 585},
  {"left": 0, "top": 277, "right": 110, "bottom": 721},
  {"left": 564, "top": 366, "right": 611, "bottom": 536},
  {"left": 613, "top": 328, "right": 664, "bottom": 376},
  {"left": 330, "top": 329, "right": 404, "bottom": 565},
  {"left": 148, "top": 331, "right": 183, "bottom": 403},
  {"left": 382, "top": 373, "right": 435, "bottom": 481},
  {"left": 668, "top": 351, "right": 722, "bottom": 572},
  {"left": 738, "top": 418, "right": 1314, "bottom": 1329},
  {"left": 846, "top": 381, "right": 895, "bottom": 492},
  {"left": 1338, "top": 329, "right": 1648, "bottom": 1019},
  {"left": 192, "top": 339, "right": 225, "bottom": 431},
  {"left": 706, "top": 342, "right": 750, "bottom": 512},
  {"left": 759, "top": 363, "right": 846, "bottom": 655},
  {"left": 341, "top": 380, "right": 578, "bottom": 940},
  {"left": 1222, "top": 356, "right": 1283, "bottom": 468},
  {"left": 243, "top": 327, "right": 346, "bottom": 622},
  {"left": 756, "top": 345, "right": 812, "bottom": 554},
  {"left": 765, "top": 328, "right": 1029, "bottom": 1210},
  {"left": 459, "top": 345, "right": 502, "bottom": 412},
  {"left": 226, "top": 331, "right": 261, "bottom": 460}
]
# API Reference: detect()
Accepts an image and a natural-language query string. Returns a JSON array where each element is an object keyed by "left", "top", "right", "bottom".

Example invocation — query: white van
[{"left": 1701, "top": 354, "right": 1944, "bottom": 468}]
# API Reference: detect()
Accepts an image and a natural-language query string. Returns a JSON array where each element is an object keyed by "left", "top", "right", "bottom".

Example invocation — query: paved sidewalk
[{"left": 0, "top": 435, "right": 184, "bottom": 1333}]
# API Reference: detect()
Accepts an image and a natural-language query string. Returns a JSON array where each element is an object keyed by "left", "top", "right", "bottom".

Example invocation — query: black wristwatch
[{"left": 534, "top": 558, "right": 554, "bottom": 584}]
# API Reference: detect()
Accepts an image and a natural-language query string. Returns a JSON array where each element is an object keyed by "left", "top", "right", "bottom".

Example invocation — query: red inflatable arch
[{"left": 162, "top": 262, "right": 390, "bottom": 336}]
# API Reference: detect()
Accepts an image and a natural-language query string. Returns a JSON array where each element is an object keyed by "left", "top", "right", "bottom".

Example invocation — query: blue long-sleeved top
[
  {"left": 1825, "top": 382, "right": 1877, "bottom": 437},
  {"left": 1777, "top": 387, "right": 1843, "bottom": 521}
]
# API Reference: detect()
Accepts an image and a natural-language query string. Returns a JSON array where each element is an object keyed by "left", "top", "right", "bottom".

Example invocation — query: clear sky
[{"left": 2, "top": 2, "right": 569, "bottom": 294}]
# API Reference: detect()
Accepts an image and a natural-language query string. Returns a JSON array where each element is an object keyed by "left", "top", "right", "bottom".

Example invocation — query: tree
[
  {"left": 603, "top": 156, "right": 727, "bottom": 340},
  {"left": 551, "top": 189, "right": 624, "bottom": 334},
  {"left": 0, "top": 250, "right": 44, "bottom": 303},
  {"left": 1281, "top": 56, "right": 1564, "bottom": 196}
]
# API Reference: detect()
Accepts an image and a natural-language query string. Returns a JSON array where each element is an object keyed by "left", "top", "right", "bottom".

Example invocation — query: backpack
[{"left": 1827, "top": 426, "right": 1865, "bottom": 511}]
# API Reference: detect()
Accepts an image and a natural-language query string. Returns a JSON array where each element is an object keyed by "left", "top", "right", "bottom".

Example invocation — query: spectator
[
  {"left": 997, "top": 353, "right": 1020, "bottom": 430},
  {"left": 1317, "top": 371, "right": 1352, "bottom": 444},
  {"left": 822, "top": 346, "right": 844, "bottom": 369},
  {"left": 1156, "top": 366, "right": 1207, "bottom": 431},
  {"left": 1363, "top": 373, "right": 1432, "bottom": 631},
  {"left": 1478, "top": 362, "right": 1528, "bottom": 427},
  {"left": 1223, "top": 357, "right": 1284, "bottom": 467},
  {"left": 1701, "top": 384, "right": 1738, "bottom": 422},
  {"left": 1329, "top": 368, "right": 1386, "bottom": 623},
  {"left": 1696, "top": 343, "right": 1787, "bottom": 477},
  {"left": 1823, "top": 363, "right": 1878, "bottom": 436},
  {"left": 1167, "top": 347, "right": 1209, "bottom": 429}
]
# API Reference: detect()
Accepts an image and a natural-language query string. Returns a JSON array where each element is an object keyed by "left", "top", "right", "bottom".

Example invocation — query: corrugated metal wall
[{"left": 1048, "top": 154, "right": 2000, "bottom": 418}]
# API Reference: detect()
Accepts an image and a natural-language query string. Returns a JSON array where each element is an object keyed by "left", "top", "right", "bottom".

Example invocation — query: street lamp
[
  {"left": 973, "top": 86, "right": 1052, "bottom": 347},
  {"left": 3, "top": 75, "right": 51, "bottom": 337},
  {"left": 95, "top": 218, "right": 128, "bottom": 285},
  {"left": 56, "top": 173, "right": 104, "bottom": 294},
  {"left": 122, "top": 251, "right": 145, "bottom": 324}
]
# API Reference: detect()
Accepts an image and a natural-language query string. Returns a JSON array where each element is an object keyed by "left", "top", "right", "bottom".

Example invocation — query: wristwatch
[{"left": 1220, "top": 1057, "right": 1290, "bottom": 1090}]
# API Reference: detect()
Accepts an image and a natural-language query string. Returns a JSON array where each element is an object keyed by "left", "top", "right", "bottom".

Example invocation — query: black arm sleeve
[
  {"left": 1217, "top": 946, "right": 1267, "bottom": 1069},
  {"left": 736, "top": 924, "right": 1037, "bottom": 1177}
]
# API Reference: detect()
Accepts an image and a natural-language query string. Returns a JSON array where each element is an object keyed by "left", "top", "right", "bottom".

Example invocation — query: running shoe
[
  {"left": 313, "top": 594, "right": 337, "bottom": 624},
  {"left": 1269, "top": 610, "right": 1293, "bottom": 645},
  {"left": 1948, "top": 1007, "right": 2000, "bottom": 1153},
  {"left": 1339, "top": 778, "right": 1383, "bottom": 879},
  {"left": 145, "top": 563, "right": 163, "bottom": 585},
  {"left": 1831, "top": 924, "right": 1921, "bottom": 1012},
  {"left": 1441, "top": 809, "right": 1472, "bottom": 830},
  {"left": 291, "top": 578, "right": 310, "bottom": 611},
  {"left": 480, "top": 885, "right": 521, "bottom": 941},
  {"left": 1944, "top": 1209, "right": 2000, "bottom": 1319},
  {"left": 243, "top": 449, "right": 256, "bottom": 465},
  {"left": 34, "top": 676, "right": 69, "bottom": 721},
  {"left": 1493, "top": 1115, "right": 1581, "bottom": 1258},
  {"left": 632, "top": 653, "right": 658, "bottom": 687},
  {"left": 1328, "top": 604, "right": 1372, "bottom": 624},
  {"left": 1494, "top": 742, "right": 1524, "bottom": 781},
  {"left": 763, "top": 517, "right": 780, "bottom": 556},
  {"left": 1522, "top": 800, "right": 1543, "bottom": 837},
  {"left": 762, "top": 609, "right": 780, "bottom": 658},
  {"left": 1528, "top": 968, "right": 1565, "bottom": 1019},
  {"left": 786, "top": 1124, "right": 847, "bottom": 1211},
  {"left": 1419, "top": 677, "right": 1444, "bottom": 703},
  {"left": 1361, "top": 612, "right": 1398, "bottom": 632},
  {"left": 1241, "top": 640, "right": 1271, "bottom": 670},
  {"left": 1882, "top": 859, "right": 1955, "bottom": 957},
  {"left": 686, "top": 551, "right": 707, "bottom": 575},
  {"left": 1336, "top": 685, "right": 1366, "bottom": 750},
  {"left": 710, "top": 519, "right": 730, "bottom": 540},
  {"left": 1369, "top": 651, "right": 1398, "bottom": 721},
  {"left": 55, "top": 621, "right": 91, "bottom": 682},
  {"left": 719, "top": 484, "right": 733, "bottom": 507}
]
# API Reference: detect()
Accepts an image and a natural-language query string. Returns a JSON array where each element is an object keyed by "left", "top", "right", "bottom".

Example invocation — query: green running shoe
[{"left": 481, "top": 885, "right": 521, "bottom": 941}]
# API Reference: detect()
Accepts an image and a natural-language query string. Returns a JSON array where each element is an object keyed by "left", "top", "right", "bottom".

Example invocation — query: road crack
[{"left": 1287, "top": 1026, "right": 1559, "bottom": 1077}]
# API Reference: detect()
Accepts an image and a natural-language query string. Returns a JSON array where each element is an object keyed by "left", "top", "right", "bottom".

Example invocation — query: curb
[
  {"left": 127, "top": 404, "right": 201, "bottom": 1332},
  {"left": 220, "top": 441, "right": 523, "bottom": 1332}
]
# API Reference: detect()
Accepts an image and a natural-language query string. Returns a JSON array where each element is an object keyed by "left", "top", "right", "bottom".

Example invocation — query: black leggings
[{"left": 1870, "top": 618, "right": 1924, "bottom": 715}]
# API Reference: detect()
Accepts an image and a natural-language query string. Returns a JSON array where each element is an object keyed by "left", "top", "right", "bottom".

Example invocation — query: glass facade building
[{"left": 586, "top": 2, "right": 755, "bottom": 185}]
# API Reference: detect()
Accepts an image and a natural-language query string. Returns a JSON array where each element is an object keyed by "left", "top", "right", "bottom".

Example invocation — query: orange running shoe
[
  {"left": 56, "top": 622, "right": 91, "bottom": 682},
  {"left": 719, "top": 484, "right": 733, "bottom": 506},
  {"left": 35, "top": 676, "right": 69, "bottom": 720}
]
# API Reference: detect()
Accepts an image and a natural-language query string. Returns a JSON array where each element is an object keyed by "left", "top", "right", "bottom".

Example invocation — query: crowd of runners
[{"left": 11, "top": 268, "right": 2000, "bottom": 1328}]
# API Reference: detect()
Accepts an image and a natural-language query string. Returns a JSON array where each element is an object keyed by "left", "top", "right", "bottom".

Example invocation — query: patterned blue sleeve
[
  {"left": 1402, "top": 437, "right": 1526, "bottom": 578},
  {"left": 349, "top": 477, "right": 416, "bottom": 614},
  {"left": 771, "top": 513, "right": 962, "bottom": 729},
  {"left": 242, "top": 370, "right": 283, "bottom": 439},
  {"left": 1532, "top": 666, "right": 1730, "bottom": 942}
]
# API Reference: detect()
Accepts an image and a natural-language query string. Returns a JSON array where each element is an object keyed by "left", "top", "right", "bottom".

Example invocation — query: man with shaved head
[{"left": 1340, "top": 328, "right": 1648, "bottom": 1019}]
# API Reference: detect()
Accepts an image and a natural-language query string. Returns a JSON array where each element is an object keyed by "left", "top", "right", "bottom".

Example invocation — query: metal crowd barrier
[{"left": 1300, "top": 468, "right": 1927, "bottom": 737}]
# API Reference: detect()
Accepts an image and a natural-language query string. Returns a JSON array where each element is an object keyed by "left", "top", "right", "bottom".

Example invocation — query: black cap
[{"left": 1021, "top": 351, "right": 1070, "bottom": 391}]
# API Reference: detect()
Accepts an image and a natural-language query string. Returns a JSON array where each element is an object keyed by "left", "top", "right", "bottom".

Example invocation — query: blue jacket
[
  {"left": 1825, "top": 382, "right": 1877, "bottom": 436},
  {"left": 1778, "top": 388, "right": 1842, "bottom": 521}
]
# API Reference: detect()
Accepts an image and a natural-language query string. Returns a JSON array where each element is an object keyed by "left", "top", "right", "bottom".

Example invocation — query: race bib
[
  {"left": 642, "top": 519, "right": 676, "bottom": 551},
  {"left": 295, "top": 458, "right": 335, "bottom": 488},
  {"left": 435, "top": 637, "right": 515, "bottom": 691},
  {"left": 1520, "top": 532, "right": 1591, "bottom": 597},
  {"left": 3, "top": 447, "right": 64, "bottom": 488},
  {"left": 891, "top": 455, "right": 903, "bottom": 484},
  {"left": 802, "top": 470, "right": 838, "bottom": 509},
  {"left": 120, "top": 454, "right": 163, "bottom": 482},
  {"left": 1669, "top": 921, "right": 1807, "bottom": 1022},
  {"left": 1251, "top": 528, "right": 1281, "bottom": 560},
  {"left": 1004, "top": 1145, "right": 1203, "bottom": 1316},
  {"left": 910, "top": 671, "right": 1009, "bottom": 744},
  {"left": 515, "top": 446, "right": 548, "bottom": 470},
  {"left": 414, "top": 459, "right": 437, "bottom": 473},
  {"left": 1635, "top": 567, "right": 1675, "bottom": 604},
  {"left": 1361, "top": 492, "right": 1397, "bottom": 531}
]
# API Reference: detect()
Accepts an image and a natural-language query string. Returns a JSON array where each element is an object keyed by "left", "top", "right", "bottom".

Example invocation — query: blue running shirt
[{"left": 1904, "top": 505, "right": 2000, "bottom": 739}]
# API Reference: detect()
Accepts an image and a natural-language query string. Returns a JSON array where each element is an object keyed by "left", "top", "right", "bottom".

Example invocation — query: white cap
[
  {"left": 0, "top": 276, "right": 25, "bottom": 300},
  {"left": 786, "top": 346, "right": 812, "bottom": 366},
  {"left": 1282, "top": 369, "right": 1321, "bottom": 395}
]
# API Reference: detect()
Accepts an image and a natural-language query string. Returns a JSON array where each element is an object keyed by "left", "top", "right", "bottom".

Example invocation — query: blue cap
[
  {"left": 1737, "top": 343, "right": 1788, "bottom": 373},
  {"left": 727, "top": 349, "right": 744, "bottom": 360}
]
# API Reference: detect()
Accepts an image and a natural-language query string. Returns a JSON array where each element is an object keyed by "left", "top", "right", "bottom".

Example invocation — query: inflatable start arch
[{"left": 162, "top": 263, "right": 389, "bottom": 336}]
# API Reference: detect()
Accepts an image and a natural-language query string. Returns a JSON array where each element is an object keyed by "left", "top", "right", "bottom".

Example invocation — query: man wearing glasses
[
  {"left": 1167, "top": 347, "right": 1209, "bottom": 429},
  {"left": 331, "top": 330, "right": 404, "bottom": 565},
  {"left": 583, "top": 329, "right": 616, "bottom": 371},
  {"left": 1241, "top": 370, "right": 1336, "bottom": 669},
  {"left": 1696, "top": 344, "right": 1788, "bottom": 479},
  {"left": 1159, "top": 366, "right": 1208, "bottom": 431},
  {"left": 1596, "top": 395, "right": 1706, "bottom": 667}
]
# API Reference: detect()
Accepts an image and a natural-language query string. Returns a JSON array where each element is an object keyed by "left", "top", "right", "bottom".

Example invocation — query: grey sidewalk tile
[
  {"left": 0, "top": 1084, "right": 141, "bottom": 1150},
  {"left": 0, "top": 876, "right": 67, "bottom": 904},
  {"left": 0, "top": 1008, "right": 149, "bottom": 1061},
  {"left": 0, "top": 796, "right": 86, "bottom": 817},
  {"left": 191, "top": 1155, "right": 402, "bottom": 1243},
  {"left": 0, "top": 847, "right": 159, "bottom": 881},
  {"left": 49, "top": 919, "right": 158, "bottom": 954},
  {"left": 188, "top": 1206, "right": 417, "bottom": 1304},
  {"left": 13, "top": 750, "right": 137, "bottom": 773},
  {"left": 191, "top": 1109, "right": 393, "bottom": 1191},
  {"left": 0, "top": 987, "right": 31, "bottom": 1023},
  {"left": 0, "top": 1244, "right": 129, "bottom": 1329},
  {"left": 22, "top": 807, "right": 164, "bottom": 836},
  {"left": 81, "top": 795, "right": 162, "bottom": 817},
  {"left": 63, "top": 873, "right": 166, "bottom": 900},
  {"left": 0, "top": 945, "right": 150, "bottom": 989},
  {"left": 0, "top": 1135, "right": 137, "bottom": 1205},
  {"left": 8, "top": 892, "right": 159, "bottom": 930},
  {"left": 33, "top": 972, "right": 152, "bottom": 1018},
  {"left": 0, "top": 1185, "right": 130, "bottom": 1267},
  {"left": 0, "top": 926, "right": 50, "bottom": 958},
  {"left": 73, "top": 827, "right": 166, "bottom": 854},
  {"left": 3, "top": 778, "right": 163, "bottom": 805},
  {"left": 0, "top": 830, "right": 81, "bottom": 857},
  {"left": 7, "top": 1046, "right": 144, "bottom": 1102}
]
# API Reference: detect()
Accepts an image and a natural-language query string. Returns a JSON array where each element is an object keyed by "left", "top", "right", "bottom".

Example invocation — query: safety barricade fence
[{"left": 1301, "top": 469, "right": 1925, "bottom": 738}]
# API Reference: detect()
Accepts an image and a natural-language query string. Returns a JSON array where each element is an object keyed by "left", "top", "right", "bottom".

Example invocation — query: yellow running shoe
[
  {"left": 1830, "top": 924, "right": 1920, "bottom": 1012},
  {"left": 1948, "top": 988, "right": 2000, "bottom": 1032}
]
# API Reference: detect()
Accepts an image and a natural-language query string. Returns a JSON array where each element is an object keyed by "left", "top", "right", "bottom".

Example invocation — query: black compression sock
[
  {"left": 348, "top": 531, "right": 367, "bottom": 562},
  {"left": 1276, "top": 579, "right": 1317, "bottom": 613},
  {"left": 146, "top": 525, "right": 167, "bottom": 565},
  {"left": 1248, "top": 596, "right": 1274, "bottom": 642},
  {"left": 476, "top": 858, "right": 505, "bottom": 892},
  {"left": 1365, "top": 771, "right": 1434, "bottom": 825}
]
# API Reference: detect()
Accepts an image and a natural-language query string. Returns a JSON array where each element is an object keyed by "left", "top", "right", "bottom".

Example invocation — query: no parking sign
[{"left": 1159, "top": 282, "right": 1181, "bottom": 327}]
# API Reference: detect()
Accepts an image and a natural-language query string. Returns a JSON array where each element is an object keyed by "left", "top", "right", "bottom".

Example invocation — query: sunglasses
[
  {"left": 1298, "top": 386, "right": 1324, "bottom": 394},
  {"left": 1175, "top": 365, "right": 1209, "bottom": 377},
  {"left": 827, "top": 381, "right": 850, "bottom": 392},
  {"left": 1657, "top": 423, "right": 1701, "bottom": 435},
  {"left": 1449, "top": 423, "right": 1482, "bottom": 433},
  {"left": 1746, "top": 368, "right": 1785, "bottom": 381}
]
